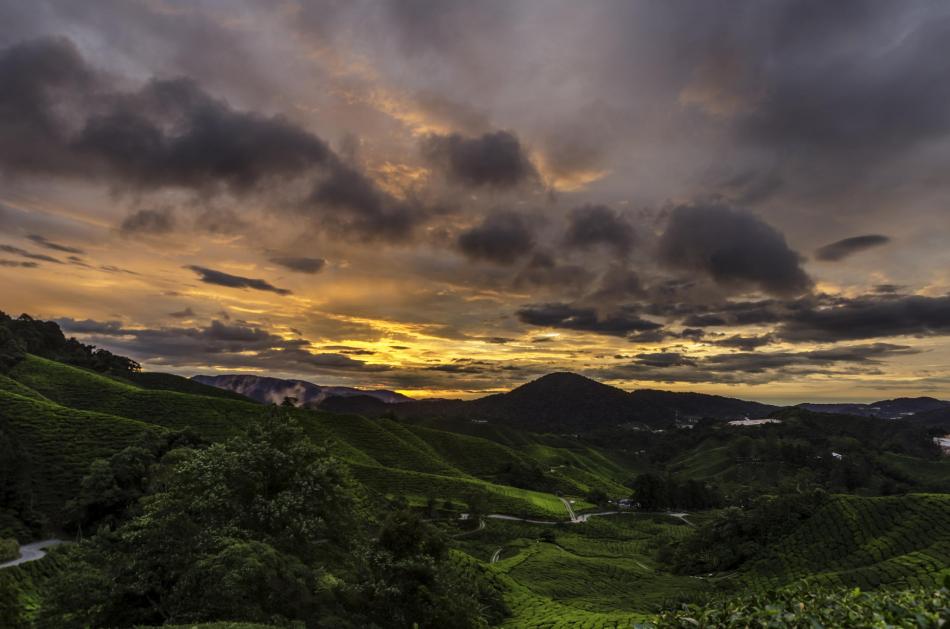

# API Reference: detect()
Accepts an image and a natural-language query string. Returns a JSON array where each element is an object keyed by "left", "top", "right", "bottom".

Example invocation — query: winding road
[{"left": 0, "top": 539, "right": 64, "bottom": 569}]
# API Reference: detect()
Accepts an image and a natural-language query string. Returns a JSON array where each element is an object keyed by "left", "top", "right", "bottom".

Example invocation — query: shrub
[{"left": 0, "top": 537, "right": 19, "bottom": 562}]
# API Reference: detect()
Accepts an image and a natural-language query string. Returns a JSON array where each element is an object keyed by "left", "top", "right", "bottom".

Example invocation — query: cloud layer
[{"left": 1, "top": 2, "right": 949, "bottom": 400}]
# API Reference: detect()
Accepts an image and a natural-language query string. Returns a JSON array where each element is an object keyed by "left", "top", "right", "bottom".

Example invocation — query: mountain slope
[
  {"left": 129, "top": 371, "right": 256, "bottom": 402},
  {"left": 2, "top": 355, "right": 634, "bottom": 524},
  {"left": 798, "top": 396, "right": 950, "bottom": 420},
  {"left": 10, "top": 355, "right": 263, "bottom": 441},
  {"left": 0, "top": 388, "right": 159, "bottom": 517},
  {"left": 328, "top": 372, "right": 778, "bottom": 432},
  {"left": 742, "top": 494, "right": 950, "bottom": 590},
  {"left": 192, "top": 373, "right": 411, "bottom": 407}
]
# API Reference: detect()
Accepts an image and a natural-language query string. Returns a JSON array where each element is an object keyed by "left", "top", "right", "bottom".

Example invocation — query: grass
[
  {"left": 656, "top": 585, "right": 950, "bottom": 628},
  {"left": 0, "top": 374, "right": 49, "bottom": 402},
  {"left": 350, "top": 464, "right": 572, "bottom": 518}
]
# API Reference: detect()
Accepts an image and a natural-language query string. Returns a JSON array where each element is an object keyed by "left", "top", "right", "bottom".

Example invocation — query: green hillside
[
  {"left": 0, "top": 388, "right": 158, "bottom": 520},
  {"left": 442, "top": 493, "right": 950, "bottom": 627},
  {"left": 2, "top": 354, "right": 624, "bottom": 526},
  {"left": 742, "top": 493, "right": 950, "bottom": 590},
  {"left": 128, "top": 371, "right": 255, "bottom": 402},
  {"left": 8, "top": 355, "right": 262, "bottom": 441},
  {"left": 2, "top": 339, "right": 947, "bottom": 627}
]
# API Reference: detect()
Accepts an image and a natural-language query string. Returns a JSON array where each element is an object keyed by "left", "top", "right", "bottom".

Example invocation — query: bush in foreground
[{"left": 654, "top": 586, "right": 949, "bottom": 628}]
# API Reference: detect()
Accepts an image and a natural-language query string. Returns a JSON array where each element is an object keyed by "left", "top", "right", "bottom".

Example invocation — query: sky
[{"left": 1, "top": 0, "right": 949, "bottom": 403}]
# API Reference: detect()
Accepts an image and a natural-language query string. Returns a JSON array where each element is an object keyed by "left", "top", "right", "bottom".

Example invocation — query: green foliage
[
  {"left": 740, "top": 494, "right": 950, "bottom": 591},
  {"left": 38, "top": 413, "right": 508, "bottom": 628},
  {"left": 629, "top": 473, "right": 723, "bottom": 511},
  {"left": 2, "top": 317, "right": 948, "bottom": 628},
  {"left": 66, "top": 430, "right": 207, "bottom": 533},
  {"left": 669, "top": 490, "right": 829, "bottom": 574},
  {"left": 9, "top": 355, "right": 262, "bottom": 441},
  {"left": 656, "top": 586, "right": 950, "bottom": 628},
  {"left": 357, "top": 511, "right": 509, "bottom": 628},
  {"left": 0, "top": 548, "right": 67, "bottom": 628},
  {"left": 0, "top": 312, "right": 139, "bottom": 377},
  {"left": 41, "top": 413, "right": 365, "bottom": 626},
  {"left": 0, "top": 537, "right": 19, "bottom": 562},
  {"left": 0, "top": 387, "right": 157, "bottom": 524},
  {"left": 0, "top": 325, "right": 26, "bottom": 371}
]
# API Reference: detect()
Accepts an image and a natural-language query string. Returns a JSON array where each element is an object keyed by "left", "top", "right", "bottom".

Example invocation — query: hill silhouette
[{"left": 321, "top": 371, "right": 778, "bottom": 432}]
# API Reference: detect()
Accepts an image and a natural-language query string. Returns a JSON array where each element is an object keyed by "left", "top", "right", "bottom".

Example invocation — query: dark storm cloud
[
  {"left": 120, "top": 208, "right": 176, "bottom": 236},
  {"left": 26, "top": 234, "right": 84, "bottom": 255},
  {"left": 663, "top": 299, "right": 784, "bottom": 328},
  {"left": 703, "top": 343, "right": 917, "bottom": 372},
  {"left": 73, "top": 77, "right": 331, "bottom": 193},
  {"left": 517, "top": 303, "right": 661, "bottom": 337},
  {"left": 0, "top": 37, "right": 424, "bottom": 243},
  {"left": 54, "top": 318, "right": 125, "bottom": 334},
  {"left": 777, "top": 294, "right": 950, "bottom": 342},
  {"left": 873, "top": 284, "right": 904, "bottom": 294},
  {"left": 422, "top": 131, "right": 537, "bottom": 188},
  {"left": 457, "top": 211, "right": 534, "bottom": 264},
  {"left": 815, "top": 235, "right": 891, "bottom": 262},
  {"left": 588, "top": 267, "right": 644, "bottom": 302},
  {"left": 0, "top": 37, "right": 94, "bottom": 176},
  {"left": 515, "top": 252, "right": 593, "bottom": 291},
  {"left": 322, "top": 345, "right": 375, "bottom": 356},
  {"left": 269, "top": 256, "right": 327, "bottom": 274},
  {"left": 56, "top": 317, "right": 388, "bottom": 374},
  {"left": 738, "top": 3, "right": 950, "bottom": 170},
  {"left": 0, "top": 259, "right": 38, "bottom": 268},
  {"left": 309, "top": 162, "right": 420, "bottom": 241},
  {"left": 184, "top": 265, "right": 292, "bottom": 296},
  {"left": 612, "top": 342, "right": 918, "bottom": 384},
  {"left": 564, "top": 205, "right": 636, "bottom": 255},
  {"left": 0, "top": 38, "right": 332, "bottom": 189},
  {"left": 712, "top": 333, "right": 774, "bottom": 351},
  {"left": 636, "top": 352, "right": 696, "bottom": 368},
  {"left": 0, "top": 244, "right": 62, "bottom": 264},
  {"left": 658, "top": 203, "right": 812, "bottom": 296}
]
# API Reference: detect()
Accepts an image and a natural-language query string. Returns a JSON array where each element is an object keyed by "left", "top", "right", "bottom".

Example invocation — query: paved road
[
  {"left": 490, "top": 548, "right": 503, "bottom": 564},
  {"left": 0, "top": 539, "right": 64, "bottom": 569},
  {"left": 472, "top": 509, "right": 693, "bottom": 528},
  {"left": 667, "top": 512, "right": 695, "bottom": 527},
  {"left": 558, "top": 497, "right": 579, "bottom": 523}
]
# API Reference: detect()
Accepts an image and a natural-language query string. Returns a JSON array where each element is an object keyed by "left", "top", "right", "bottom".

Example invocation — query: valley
[{"left": 1, "top": 313, "right": 948, "bottom": 627}]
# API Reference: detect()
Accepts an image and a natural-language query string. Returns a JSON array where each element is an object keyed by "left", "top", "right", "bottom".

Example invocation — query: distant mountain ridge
[
  {"left": 191, "top": 374, "right": 411, "bottom": 407},
  {"left": 321, "top": 372, "right": 779, "bottom": 431},
  {"left": 797, "top": 397, "right": 950, "bottom": 420}
]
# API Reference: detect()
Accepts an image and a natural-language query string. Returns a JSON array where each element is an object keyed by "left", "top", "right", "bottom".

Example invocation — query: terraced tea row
[{"left": 743, "top": 494, "right": 950, "bottom": 590}]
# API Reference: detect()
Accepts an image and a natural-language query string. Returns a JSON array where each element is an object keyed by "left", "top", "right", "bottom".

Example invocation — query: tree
[
  {"left": 0, "top": 326, "right": 25, "bottom": 370},
  {"left": 43, "top": 412, "right": 366, "bottom": 626},
  {"left": 630, "top": 473, "right": 669, "bottom": 510},
  {"left": 358, "top": 510, "right": 508, "bottom": 628}
]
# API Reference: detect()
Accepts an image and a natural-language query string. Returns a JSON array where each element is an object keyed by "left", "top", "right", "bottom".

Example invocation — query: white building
[{"left": 727, "top": 418, "right": 783, "bottom": 427}]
